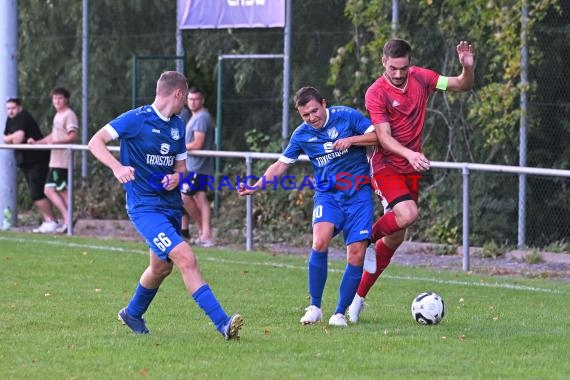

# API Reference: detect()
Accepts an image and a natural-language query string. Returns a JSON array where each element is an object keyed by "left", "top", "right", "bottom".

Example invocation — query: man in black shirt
[{"left": 3, "top": 97, "right": 57, "bottom": 233}]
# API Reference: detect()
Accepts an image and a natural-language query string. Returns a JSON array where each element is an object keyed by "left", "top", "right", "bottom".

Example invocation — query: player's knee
[
  {"left": 151, "top": 265, "right": 173, "bottom": 278},
  {"left": 312, "top": 238, "right": 330, "bottom": 252},
  {"left": 174, "top": 253, "right": 199, "bottom": 273},
  {"left": 395, "top": 203, "right": 418, "bottom": 227}
]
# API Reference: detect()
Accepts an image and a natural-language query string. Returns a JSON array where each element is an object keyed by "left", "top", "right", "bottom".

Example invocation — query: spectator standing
[
  {"left": 3, "top": 97, "right": 57, "bottom": 233},
  {"left": 181, "top": 87, "right": 215, "bottom": 247},
  {"left": 28, "top": 87, "right": 79, "bottom": 234}
]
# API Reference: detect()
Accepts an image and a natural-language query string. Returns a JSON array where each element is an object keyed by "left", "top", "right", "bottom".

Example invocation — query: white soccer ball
[{"left": 411, "top": 292, "right": 445, "bottom": 325}]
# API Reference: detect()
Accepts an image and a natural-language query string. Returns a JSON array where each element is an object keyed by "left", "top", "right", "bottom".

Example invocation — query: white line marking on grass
[
  {"left": 203, "top": 257, "right": 570, "bottom": 295},
  {"left": 0, "top": 236, "right": 145, "bottom": 255},
  {"left": 2, "top": 235, "right": 567, "bottom": 295}
]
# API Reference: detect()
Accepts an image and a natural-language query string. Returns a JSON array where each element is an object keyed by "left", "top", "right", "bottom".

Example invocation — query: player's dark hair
[
  {"left": 6, "top": 97, "right": 21, "bottom": 106},
  {"left": 50, "top": 87, "right": 71, "bottom": 99},
  {"left": 294, "top": 86, "right": 324, "bottom": 108},
  {"left": 383, "top": 39, "right": 412, "bottom": 59}
]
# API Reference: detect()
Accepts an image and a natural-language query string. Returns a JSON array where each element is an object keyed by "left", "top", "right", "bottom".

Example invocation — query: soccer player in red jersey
[{"left": 348, "top": 39, "right": 475, "bottom": 322}]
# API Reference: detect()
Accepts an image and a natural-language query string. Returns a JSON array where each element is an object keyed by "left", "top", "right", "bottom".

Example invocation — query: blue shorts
[
  {"left": 312, "top": 187, "right": 374, "bottom": 245},
  {"left": 128, "top": 208, "right": 185, "bottom": 260}
]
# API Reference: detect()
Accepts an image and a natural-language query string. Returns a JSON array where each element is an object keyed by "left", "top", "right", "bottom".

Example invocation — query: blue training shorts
[
  {"left": 128, "top": 208, "right": 185, "bottom": 260},
  {"left": 312, "top": 186, "right": 374, "bottom": 245}
]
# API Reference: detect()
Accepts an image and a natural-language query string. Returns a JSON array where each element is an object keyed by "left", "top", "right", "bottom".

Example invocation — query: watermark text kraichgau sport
[{"left": 147, "top": 172, "right": 420, "bottom": 192}]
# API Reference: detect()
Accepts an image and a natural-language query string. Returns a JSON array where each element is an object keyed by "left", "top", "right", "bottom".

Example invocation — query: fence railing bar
[{"left": 1, "top": 144, "right": 569, "bottom": 271}]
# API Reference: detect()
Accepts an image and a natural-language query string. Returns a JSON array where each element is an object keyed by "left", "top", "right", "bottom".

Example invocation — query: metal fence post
[
  {"left": 67, "top": 146, "right": 75, "bottom": 236},
  {"left": 245, "top": 154, "right": 253, "bottom": 251},
  {"left": 518, "top": 1, "right": 529, "bottom": 249},
  {"left": 462, "top": 164, "right": 470, "bottom": 271}
]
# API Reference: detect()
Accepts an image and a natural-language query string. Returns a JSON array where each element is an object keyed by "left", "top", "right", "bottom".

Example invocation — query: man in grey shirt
[{"left": 181, "top": 87, "right": 215, "bottom": 246}]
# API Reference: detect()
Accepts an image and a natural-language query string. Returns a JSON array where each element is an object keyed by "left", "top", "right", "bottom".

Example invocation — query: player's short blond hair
[{"left": 156, "top": 71, "right": 188, "bottom": 96}]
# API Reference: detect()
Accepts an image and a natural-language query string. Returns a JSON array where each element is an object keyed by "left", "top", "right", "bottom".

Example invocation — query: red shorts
[{"left": 372, "top": 167, "right": 421, "bottom": 211}]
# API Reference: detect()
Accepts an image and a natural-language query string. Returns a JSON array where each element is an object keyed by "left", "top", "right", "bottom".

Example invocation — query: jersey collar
[
  {"left": 151, "top": 103, "right": 170, "bottom": 122},
  {"left": 323, "top": 108, "right": 330, "bottom": 128}
]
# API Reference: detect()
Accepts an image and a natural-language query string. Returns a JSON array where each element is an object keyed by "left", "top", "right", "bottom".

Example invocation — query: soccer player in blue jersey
[
  {"left": 238, "top": 86, "right": 378, "bottom": 326},
  {"left": 88, "top": 71, "right": 243, "bottom": 340}
]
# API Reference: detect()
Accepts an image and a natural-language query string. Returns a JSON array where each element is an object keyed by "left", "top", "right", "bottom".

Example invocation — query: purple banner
[{"left": 178, "top": 0, "right": 285, "bottom": 29}]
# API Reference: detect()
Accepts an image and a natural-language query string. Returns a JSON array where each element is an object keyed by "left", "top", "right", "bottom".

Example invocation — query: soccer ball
[{"left": 411, "top": 292, "right": 445, "bottom": 325}]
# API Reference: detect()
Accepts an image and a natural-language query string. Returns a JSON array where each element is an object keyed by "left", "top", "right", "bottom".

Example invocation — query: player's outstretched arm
[
  {"left": 88, "top": 128, "right": 135, "bottom": 184},
  {"left": 447, "top": 41, "right": 475, "bottom": 92},
  {"left": 237, "top": 160, "right": 289, "bottom": 196}
]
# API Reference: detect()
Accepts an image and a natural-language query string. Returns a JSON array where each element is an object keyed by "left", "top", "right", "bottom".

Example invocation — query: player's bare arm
[
  {"left": 332, "top": 131, "right": 378, "bottom": 150},
  {"left": 375, "top": 122, "right": 430, "bottom": 172},
  {"left": 237, "top": 160, "right": 289, "bottom": 196},
  {"left": 88, "top": 128, "right": 135, "bottom": 184},
  {"left": 447, "top": 41, "right": 475, "bottom": 92}
]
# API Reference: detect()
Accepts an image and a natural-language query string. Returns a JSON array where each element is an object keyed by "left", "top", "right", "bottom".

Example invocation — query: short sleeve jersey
[
  {"left": 105, "top": 105, "right": 187, "bottom": 211},
  {"left": 281, "top": 106, "right": 372, "bottom": 196},
  {"left": 185, "top": 109, "right": 214, "bottom": 176},
  {"left": 4, "top": 109, "right": 50, "bottom": 166},
  {"left": 365, "top": 66, "right": 440, "bottom": 173},
  {"left": 49, "top": 108, "right": 79, "bottom": 168}
]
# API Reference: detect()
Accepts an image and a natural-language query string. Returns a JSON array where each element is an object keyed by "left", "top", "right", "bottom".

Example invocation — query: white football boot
[
  {"left": 328, "top": 313, "right": 348, "bottom": 327},
  {"left": 299, "top": 305, "right": 322, "bottom": 324},
  {"left": 347, "top": 294, "right": 366, "bottom": 323}
]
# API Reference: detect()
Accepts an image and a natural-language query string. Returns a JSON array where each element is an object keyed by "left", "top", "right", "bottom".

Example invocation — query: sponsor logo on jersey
[
  {"left": 308, "top": 136, "right": 318, "bottom": 142},
  {"left": 152, "top": 128, "right": 160, "bottom": 134},
  {"left": 146, "top": 154, "right": 175, "bottom": 166},
  {"left": 315, "top": 148, "right": 348, "bottom": 167},
  {"left": 160, "top": 143, "right": 170, "bottom": 155},
  {"left": 392, "top": 100, "right": 400, "bottom": 107}
]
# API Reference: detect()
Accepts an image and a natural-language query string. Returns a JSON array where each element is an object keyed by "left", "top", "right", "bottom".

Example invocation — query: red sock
[
  {"left": 356, "top": 240, "right": 396, "bottom": 297},
  {"left": 371, "top": 212, "right": 401, "bottom": 242}
]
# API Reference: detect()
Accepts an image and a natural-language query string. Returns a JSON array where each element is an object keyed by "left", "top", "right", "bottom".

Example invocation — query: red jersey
[{"left": 365, "top": 66, "right": 440, "bottom": 173}]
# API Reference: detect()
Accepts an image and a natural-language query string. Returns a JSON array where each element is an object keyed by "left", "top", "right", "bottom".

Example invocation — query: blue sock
[
  {"left": 335, "top": 263, "right": 363, "bottom": 315},
  {"left": 308, "top": 249, "right": 328, "bottom": 308},
  {"left": 127, "top": 283, "right": 158, "bottom": 318},
  {"left": 192, "top": 284, "right": 230, "bottom": 332}
]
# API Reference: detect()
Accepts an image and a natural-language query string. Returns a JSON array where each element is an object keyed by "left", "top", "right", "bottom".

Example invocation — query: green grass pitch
[{"left": 1, "top": 232, "right": 569, "bottom": 379}]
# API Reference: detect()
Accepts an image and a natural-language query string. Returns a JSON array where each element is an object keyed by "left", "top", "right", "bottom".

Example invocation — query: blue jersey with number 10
[
  {"left": 104, "top": 105, "right": 187, "bottom": 211},
  {"left": 281, "top": 106, "right": 372, "bottom": 196}
]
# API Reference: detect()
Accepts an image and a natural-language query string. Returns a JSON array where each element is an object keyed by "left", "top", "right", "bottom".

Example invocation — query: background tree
[
  {"left": 328, "top": 0, "right": 565, "bottom": 247},
  {"left": 15, "top": 0, "right": 568, "bottom": 248}
]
